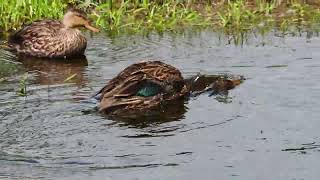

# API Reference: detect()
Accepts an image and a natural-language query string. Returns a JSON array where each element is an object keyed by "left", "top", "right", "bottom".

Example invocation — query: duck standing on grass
[{"left": 8, "top": 8, "right": 100, "bottom": 59}]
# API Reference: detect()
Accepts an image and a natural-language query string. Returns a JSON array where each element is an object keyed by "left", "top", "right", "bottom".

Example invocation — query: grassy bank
[
  {"left": 0, "top": 0, "right": 320, "bottom": 35},
  {"left": 93, "top": 0, "right": 210, "bottom": 33},
  {"left": 0, "top": 0, "right": 65, "bottom": 31}
]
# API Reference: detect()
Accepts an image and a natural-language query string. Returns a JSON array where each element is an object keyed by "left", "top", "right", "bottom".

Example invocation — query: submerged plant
[
  {"left": 17, "top": 73, "right": 28, "bottom": 97},
  {"left": 64, "top": 73, "right": 78, "bottom": 83}
]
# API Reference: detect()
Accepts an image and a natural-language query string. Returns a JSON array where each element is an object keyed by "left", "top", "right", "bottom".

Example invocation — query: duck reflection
[
  {"left": 17, "top": 56, "right": 88, "bottom": 86},
  {"left": 105, "top": 98, "right": 187, "bottom": 128}
]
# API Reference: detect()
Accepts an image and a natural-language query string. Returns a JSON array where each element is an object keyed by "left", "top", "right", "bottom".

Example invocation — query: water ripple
[{"left": 1, "top": 30, "right": 320, "bottom": 179}]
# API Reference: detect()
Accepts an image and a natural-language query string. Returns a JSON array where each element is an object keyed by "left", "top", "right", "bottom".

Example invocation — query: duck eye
[{"left": 136, "top": 82, "right": 162, "bottom": 97}]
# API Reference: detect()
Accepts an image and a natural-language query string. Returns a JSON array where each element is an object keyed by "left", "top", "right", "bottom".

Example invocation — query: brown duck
[
  {"left": 8, "top": 8, "right": 100, "bottom": 59},
  {"left": 96, "top": 61, "right": 243, "bottom": 116}
]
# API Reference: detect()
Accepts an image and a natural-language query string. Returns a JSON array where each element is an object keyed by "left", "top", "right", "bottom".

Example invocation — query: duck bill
[{"left": 85, "top": 23, "right": 100, "bottom": 32}]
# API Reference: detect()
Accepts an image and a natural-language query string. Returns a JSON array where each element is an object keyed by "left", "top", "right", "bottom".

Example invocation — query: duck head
[{"left": 62, "top": 8, "right": 100, "bottom": 32}]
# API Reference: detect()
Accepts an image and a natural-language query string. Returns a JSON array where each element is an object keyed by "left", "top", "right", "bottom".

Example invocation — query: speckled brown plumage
[
  {"left": 98, "top": 61, "right": 188, "bottom": 115},
  {"left": 8, "top": 8, "right": 99, "bottom": 59}
]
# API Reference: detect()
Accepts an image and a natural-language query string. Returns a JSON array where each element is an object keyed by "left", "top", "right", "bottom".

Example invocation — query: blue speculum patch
[{"left": 136, "top": 85, "right": 161, "bottom": 97}]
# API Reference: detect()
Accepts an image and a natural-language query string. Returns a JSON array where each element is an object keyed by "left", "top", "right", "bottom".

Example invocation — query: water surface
[{"left": 1, "top": 31, "right": 320, "bottom": 180}]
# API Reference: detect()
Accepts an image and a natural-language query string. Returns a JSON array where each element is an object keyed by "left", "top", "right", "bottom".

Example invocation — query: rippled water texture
[{"left": 1, "top": 31, "right": 320, "bottom": 180}]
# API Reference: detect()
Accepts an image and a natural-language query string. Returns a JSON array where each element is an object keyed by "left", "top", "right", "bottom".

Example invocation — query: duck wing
[
  {"left": 8, "top": 20, "right": 64, "bottom": 49},
  {"left": 97, "top": 61, "right": 187, "bottom": 113},
  {"left": 96, "top": 61, "right": 185, "bottom": 99}
]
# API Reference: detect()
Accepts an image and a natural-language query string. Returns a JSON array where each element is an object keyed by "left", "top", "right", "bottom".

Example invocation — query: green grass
[
  {"left": 217, "top": 0, "right": 257, "bottom": 33},
  {"left": 0, "top": 0, "right": 320, "bottom": 36},
  {"left": 213, "top": 0, "right": 320, "bottom": 43},
  {"left": 275, "top": 3, "right": 320, "bottom": 34},
  {"left": 93, "top": 0, "right": 211, "bottom": 34},
  {"left": 0, "top": 0, "right": 65, "bottom": 31}
]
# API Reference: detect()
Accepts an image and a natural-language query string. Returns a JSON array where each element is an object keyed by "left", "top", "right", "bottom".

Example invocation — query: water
[{"left": 1, "top": 30, "right": 320, "bottom": 180}]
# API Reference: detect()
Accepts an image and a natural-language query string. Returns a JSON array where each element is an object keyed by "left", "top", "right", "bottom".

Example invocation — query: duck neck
[
  {"left": 62, "top": 12, "right": 75, "bottom": 28},
  {"left": 57, "top": 27, "right": 87, "bottom": 56}
]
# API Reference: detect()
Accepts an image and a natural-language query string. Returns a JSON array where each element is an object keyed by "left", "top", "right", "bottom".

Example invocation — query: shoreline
[{"left": 0, "top": 1, "right": 319, "bottom": 35}]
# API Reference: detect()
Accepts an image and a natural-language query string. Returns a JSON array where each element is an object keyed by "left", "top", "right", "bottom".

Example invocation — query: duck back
[{"left": 9, "top": 20, "right": 87, "bottom": 59}]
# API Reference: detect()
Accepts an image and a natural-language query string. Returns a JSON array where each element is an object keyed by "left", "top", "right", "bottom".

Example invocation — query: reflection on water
[
  {"left": 0, "top": 49, "right": 20, "bottom": 78},
  {"left": 104, "top": 98, "right": 188, "bottom": 128},
  {"left": 18, "top": 56, "right": 88, "bottom": 86},
  {"left": 1, "top": 30, "right": 320, "bottom": 180}
]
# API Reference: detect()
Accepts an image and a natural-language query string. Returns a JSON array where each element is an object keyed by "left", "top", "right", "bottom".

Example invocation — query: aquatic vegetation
[
  {"left": 17, "top": 73, "right": 28, "bottom": 97},
  {"left": 215, "top": 0, "right": 275, "bottom": 44},
  {"left": 255, "top": 0, "right": 277, "bottom": 15},
  {"left": 217, "top": 0, "right": 255, "bottom": 30},
  {"left": 213, "top": 0, "right": 320, "bottom": 44},
  {"left": 275, "top": 2, "right": 320, "bottom": 34},
  {"left": 0, "top": 0, "right": 319, "bottom": 37},
  {"left": 0, "top": 0, "right": 65, "bottom": 31},
  {"left": 92, "top": 0, "right": 210, "bottom": 34},
  {"left": 64, "top": 73, "right": 78, "bottom": 83}
]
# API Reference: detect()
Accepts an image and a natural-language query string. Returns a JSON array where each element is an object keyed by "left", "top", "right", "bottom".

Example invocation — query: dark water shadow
[
  {"left": 0, "top": 151, "right": 39, "bottom": 164},
  {"left": 282, "top": 142, "right": 320, "bottom": 153},
  {"left": 0, "top": 51, "right": 21, "bottom": 79},
  {"left": 103, "top": 98, "right": 188, "bottom": 129},
  {"left": 90, "top": 162, "right": 179, "bottom": 170}
]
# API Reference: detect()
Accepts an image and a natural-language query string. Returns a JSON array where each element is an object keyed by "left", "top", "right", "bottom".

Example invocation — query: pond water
[{"left": 1, "top": 30, "right": 320, "bottom": 180}]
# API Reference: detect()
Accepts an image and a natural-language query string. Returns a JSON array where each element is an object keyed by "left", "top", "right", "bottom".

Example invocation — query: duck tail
[{"left": 92, "top": 87, "right": 104, "bottom": 101}]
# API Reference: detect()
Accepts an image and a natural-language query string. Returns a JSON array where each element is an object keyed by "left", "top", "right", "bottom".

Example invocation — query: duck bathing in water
[
  {"left": 8, "top": 8, "right": 100, "bottom": 59},
  {"left": 95, "top": 61, "right": 244, "bottom": 116}
]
